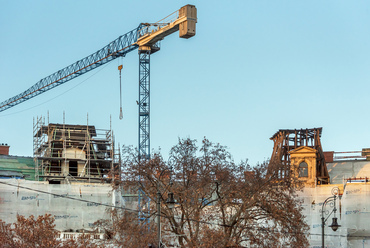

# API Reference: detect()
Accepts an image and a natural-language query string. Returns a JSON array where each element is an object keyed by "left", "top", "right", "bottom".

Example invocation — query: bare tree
[
  {"left": 95, "top": 210, "right": 157, "bottom": 248},
  {"left": 0, "top": 214, "right": 98, "bottom": 248},
  {"left": 120, "top": 138, "right": 309, "bottom": 248},
  {"left": 0, "top": 214, "right": 61, "bottom": 248}
]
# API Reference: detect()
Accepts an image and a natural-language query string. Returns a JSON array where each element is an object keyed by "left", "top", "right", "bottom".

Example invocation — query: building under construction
[
  {"left": 0, "top": 116, "right": 122, "bottom": 239},
  {"left": 268, "top": 127, "right": 370, "bottom": 247},
  {"left": 33, "top": 116, "right": 118, "bottom": 183},
  {"left": 269, "top": 127, "right": 330, "bottom": 185}
]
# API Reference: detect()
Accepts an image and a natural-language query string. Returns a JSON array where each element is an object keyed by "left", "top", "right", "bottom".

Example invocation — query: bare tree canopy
[
  {"left": 120, "top": 138, "right": 309, "bottom": 248},
  {"left": 0, "top": 214, "right": 98, "bottom": 248}
]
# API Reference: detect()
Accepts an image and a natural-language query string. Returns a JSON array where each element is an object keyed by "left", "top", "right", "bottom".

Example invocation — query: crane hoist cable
[{"left": 118, "top": 65, "right": 123, "bottom": 120}]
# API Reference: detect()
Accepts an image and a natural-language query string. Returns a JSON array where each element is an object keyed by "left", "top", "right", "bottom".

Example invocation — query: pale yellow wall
[
  {"left": 61, "top": 161, "right": 69, "bottom": 176},
  {"left": 78, "top": 162, "right": 86, "bottom": 177},
  {"left": 290, "top": 147, "right": 317, "bottom": 186},
  {"left": 62, "top": 148, "right": 86, "bottom": 160}
]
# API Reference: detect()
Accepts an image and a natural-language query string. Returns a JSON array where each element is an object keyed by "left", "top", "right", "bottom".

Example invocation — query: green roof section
[{"left": 0, "top": 155, "right": 40, "bottom": 181}]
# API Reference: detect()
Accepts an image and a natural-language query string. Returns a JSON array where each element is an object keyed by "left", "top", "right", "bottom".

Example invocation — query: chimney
[{"left": 0, "top": 144, "right": 10, "bottom": 155}]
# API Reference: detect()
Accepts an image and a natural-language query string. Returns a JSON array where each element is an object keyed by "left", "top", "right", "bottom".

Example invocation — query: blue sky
[{"left": 1, "top": 1, "right": 370, "bottom": 165}]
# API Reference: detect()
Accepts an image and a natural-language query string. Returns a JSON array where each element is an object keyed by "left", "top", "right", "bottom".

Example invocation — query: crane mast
[
  {"left": 0, "top": 4, "right": 197, "bottom": 160},
  {"left": 138, "top": 49, "right": 151, "bottom": 159},
  {"left": 136, "top": 5, "right": 196, "bottom": 159}
]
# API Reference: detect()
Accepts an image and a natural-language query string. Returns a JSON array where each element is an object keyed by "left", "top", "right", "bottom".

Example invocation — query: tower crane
[{"left": 0, "top": 4, "right": 197, "bottom": 160}]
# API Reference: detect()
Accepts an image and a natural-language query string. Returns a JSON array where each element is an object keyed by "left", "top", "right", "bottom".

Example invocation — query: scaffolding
[
  {"left": 33, "top": 115, "right": 119, "bottom": 183},
  {"left": 269, "top": 127, "right": 330, "bottom": 184}
]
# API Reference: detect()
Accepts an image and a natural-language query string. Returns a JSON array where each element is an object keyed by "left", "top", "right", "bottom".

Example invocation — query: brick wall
[{"left": 0, "top": 144, "right": 10, "bottom": 155}]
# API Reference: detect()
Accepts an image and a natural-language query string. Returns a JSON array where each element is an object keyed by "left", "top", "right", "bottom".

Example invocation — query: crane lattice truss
[
  {"left": 0, "top": 5, "right": 197, "bottom": 160},
  {"left": 269, "top": 127, "right": 330, "bottom": 184},
  {"left": 138, "top": 50, "right": 151, "bottom": 159}
]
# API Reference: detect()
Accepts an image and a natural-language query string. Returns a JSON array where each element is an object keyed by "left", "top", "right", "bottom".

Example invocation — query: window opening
[{"left": 299, "top": 162, "right": 308, "bottom": 177}]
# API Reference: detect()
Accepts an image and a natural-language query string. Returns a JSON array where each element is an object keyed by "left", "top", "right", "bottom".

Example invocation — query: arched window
[{"left": 299, "top": 162, "right": 308, "bottom": 177}]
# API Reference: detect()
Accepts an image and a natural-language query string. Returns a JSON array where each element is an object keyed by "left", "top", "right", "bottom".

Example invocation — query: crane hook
[{"left": 118, "top": 65, "right": 123, "bottom": 120}]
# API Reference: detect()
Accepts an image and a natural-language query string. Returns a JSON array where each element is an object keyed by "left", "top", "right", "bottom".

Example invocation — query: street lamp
[
  {"left": 320, "top": 187, "right": 341, "bottom": 248},
  {"left": 166, "top": 192, "right": 175, "bottom": 209},
  {"left": 157, "top": 168, "right": 175, "bottom": 248}
]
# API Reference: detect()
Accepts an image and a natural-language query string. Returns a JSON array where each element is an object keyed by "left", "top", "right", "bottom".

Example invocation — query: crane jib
[
  {"left": 0, "top": 4, "right": 196, "bottom": 113},
  {"left": 0, "top": 27, "right": 140, "bottom": 112}
]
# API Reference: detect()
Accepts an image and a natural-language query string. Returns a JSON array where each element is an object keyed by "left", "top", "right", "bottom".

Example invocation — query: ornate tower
[{"left": 269, "top": 128, "right": 330, "bottom": 185}]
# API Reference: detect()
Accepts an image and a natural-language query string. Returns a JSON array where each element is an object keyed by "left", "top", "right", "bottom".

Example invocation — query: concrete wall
[
  {"left": 0, "top": 179, "right": 120, "bottom": 232},
  {"left": 301, "top": 160, "right": 370, "bottom": 248},
  {"left": 327, "top": 161, "right": 370, "bottom": 184}
]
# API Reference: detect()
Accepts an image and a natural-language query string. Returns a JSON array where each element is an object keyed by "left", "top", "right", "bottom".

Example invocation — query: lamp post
[
  {"left": 320, "top": 187, "right": 341, "bottom": 248},
  {"left": 157, "top": 168, "right": 175, "bottom": 248}
]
